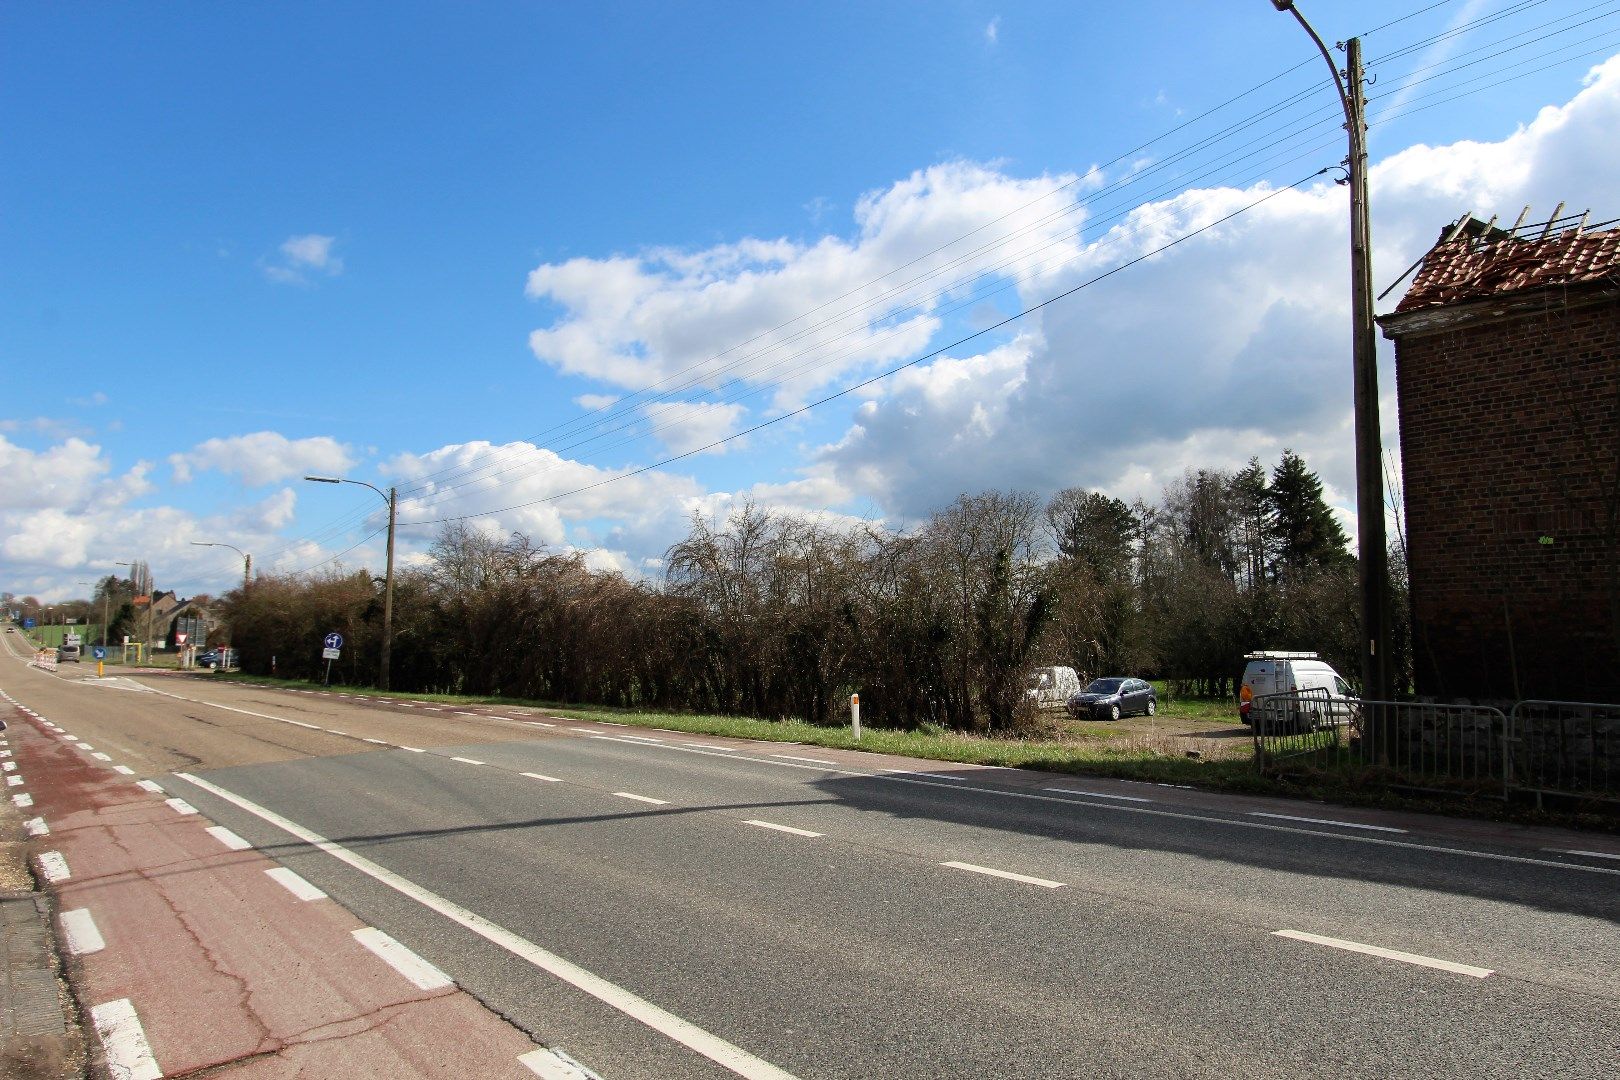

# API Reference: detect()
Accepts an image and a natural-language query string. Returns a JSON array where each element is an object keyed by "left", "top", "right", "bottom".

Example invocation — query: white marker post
[{"left": 851, "top": 693, "right": 861, "bottom": 742}]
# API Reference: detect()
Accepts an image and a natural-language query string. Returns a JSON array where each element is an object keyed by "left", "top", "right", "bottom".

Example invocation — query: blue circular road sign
[{"left": 324, "top": 632, "right": 344, "bottom": 650}]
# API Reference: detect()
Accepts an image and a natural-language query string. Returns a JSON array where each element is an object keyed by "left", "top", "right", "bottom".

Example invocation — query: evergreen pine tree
[{"left": 1268, "top": 449, "right": 1351, "bottom": 572}]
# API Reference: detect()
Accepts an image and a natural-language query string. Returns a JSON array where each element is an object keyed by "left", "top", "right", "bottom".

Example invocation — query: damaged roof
[{"left": 1395, "top": 214, "right": 1620, "bottom": 312}]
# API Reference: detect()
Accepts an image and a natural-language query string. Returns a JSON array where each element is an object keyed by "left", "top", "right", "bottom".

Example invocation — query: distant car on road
[
  {"left": 57, "top": 643, "right": 81, "bottom": 663},
  {"left": 1067, "top": 677, "right": 1156, "bottom": 721}
]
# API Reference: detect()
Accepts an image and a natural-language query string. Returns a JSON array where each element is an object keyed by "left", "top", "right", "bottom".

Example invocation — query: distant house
[
  {"left": 1378, "top": 209, "right": 1619, "bottom": 701},
  {"left": 149, "top": 592, "right": 215, "bottom": 649}
]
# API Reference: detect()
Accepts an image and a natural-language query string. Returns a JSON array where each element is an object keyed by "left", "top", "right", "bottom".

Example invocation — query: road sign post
[
  {"left": 851, "top": 693, "right": 861, "bottom": 741},
  {"left": 322, "top": 632, "right": 343, "bottom": 685}
]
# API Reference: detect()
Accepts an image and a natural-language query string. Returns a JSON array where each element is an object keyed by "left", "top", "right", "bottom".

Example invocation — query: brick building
[{"left": 1378, "top": 212, "right": 1619, "bottom": 702}]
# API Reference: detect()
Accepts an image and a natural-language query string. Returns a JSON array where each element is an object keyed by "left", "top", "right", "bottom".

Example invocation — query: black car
[
  {"left": 197, "top": 650, "right": 220, "bottom": 669},
  {"left": 1066, "top": 677, "right": 1157, "bottom": 721}
]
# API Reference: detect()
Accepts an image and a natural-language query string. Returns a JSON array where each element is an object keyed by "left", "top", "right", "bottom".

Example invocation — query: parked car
[
  {"left": 1026, "top": 666, "right": 1082, "bottom": 710},
  {"left": 197, "top": 650, "right": 220, "bottom": 669},
  {"left": 1067, "top": 677, "right": 1156, "bottom": 721},
  {"left": 1239, "top": 651, "right": 1354, "bottom": 732}
]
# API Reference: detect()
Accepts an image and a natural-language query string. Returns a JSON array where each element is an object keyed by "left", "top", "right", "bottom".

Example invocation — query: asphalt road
[{"left": 6, "top": 650, "right": 1619, "bottom": 1079}]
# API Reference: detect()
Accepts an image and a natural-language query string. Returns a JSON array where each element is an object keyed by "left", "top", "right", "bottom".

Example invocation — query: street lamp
[
  {"left": 304, "top": 475, "right": 397, "bottom": 690},
  {"left": 115, "top": 561, "right": 133, "bottom": 654},
  {"left": 191, "top": 541, "right": 252, "bottom": 593},
  {"left": 1267, "top": 1, "right": 1389, "bottom": 703}
]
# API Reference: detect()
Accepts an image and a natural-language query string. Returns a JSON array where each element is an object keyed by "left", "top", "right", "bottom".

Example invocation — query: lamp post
[
  {"left": 304, "top": 475, "right": 397, "bottom": 690},
  {"left": 191, "top": 541, "right": 252, "bottom": 593},
  {"left": 1268, "top": 1, "right": 1390, "bottom": 705}
]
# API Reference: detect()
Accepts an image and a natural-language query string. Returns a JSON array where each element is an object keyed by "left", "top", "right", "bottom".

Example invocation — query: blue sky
[{"left": 6, "top": 1, "right": 1620, "bottom": 601}]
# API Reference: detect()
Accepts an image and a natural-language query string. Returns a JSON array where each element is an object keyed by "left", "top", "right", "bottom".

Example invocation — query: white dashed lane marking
[
  {"left": 744, "top": 820, "right": 823, "bottom": 838},
  {"left": 91, "top": 999, "right": 162, "bottom": 1080},
  {"left": 941, "top": 861, "right": 1064, "bottom": 889},
  {"left": 266, "top": 867, "right": 328, "bottom": 901},
  {"left": 1272, "top": 929, "right": 1493, "bottom": 978},
  {"left": 352, "top": 927, "right": 454, "bottom": 991},
  {"left": 522, "top": 772, "right": 563, "bottom": 782},
  {"left": 38, "top": 850, "right": 71, "bottom": 883},
  {"left": 137, "top": 780, "right": 165, "bottom": 794},
  {"left": 206, "top": 826, "right": 253, "bottom": 851},
  {"left": 451, "top": 756, "right": 487, "bottom": 766},
  {"left": 166, "top": 798, "right": 199, "bottom": 816},
  {"left": 612, "top": 792, "right": 668, "bottom": 805},
  {"left": 61, "top": 908, "right": 107, "bottom": 955}
]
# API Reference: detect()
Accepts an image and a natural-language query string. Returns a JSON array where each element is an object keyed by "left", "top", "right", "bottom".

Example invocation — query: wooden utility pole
[{"left": 1272, "top": 4, "right": 1391, "bottom": 708}]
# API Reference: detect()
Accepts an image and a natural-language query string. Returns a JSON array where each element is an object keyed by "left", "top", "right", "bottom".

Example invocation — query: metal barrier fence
[
  {"left": 1507, "top": 700, "right": 1620, "bottom": 806},
  {"left": 1252, "top": 690, "right": 1509, "bottom": 795}
]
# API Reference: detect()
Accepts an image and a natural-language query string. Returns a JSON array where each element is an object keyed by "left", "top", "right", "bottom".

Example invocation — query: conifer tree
[{"left": 1267, "top": 449, "right": 1351, "bottom": 572}]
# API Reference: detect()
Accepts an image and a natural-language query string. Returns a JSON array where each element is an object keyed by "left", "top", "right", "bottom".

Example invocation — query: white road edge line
[
  {"left": 612, "top": 791, "right": 669, "bottom": 805},
  {"left": 174, "top": 772, "right": 801, "bottom": 1080},
  {"left": 91, "top": 998, "right": 162, "bottom": 1080},
  {"left": 60, "top": 908, "right": 107, "bottom": 955},
  {"left": 1042, "top": 787, "right": 1154, "bottom": 803},
  {"left": 941, "top": 861, "right": 1064, "bottom": 889},
  {"left": 266, "top": 867, "right": 328, "bottom": 901},
  {"left": 206, "top": 825, "right": 253, "bottom": 851},
  {"left": 1549, "top": 848, "right": 1620, "bottom": 862},
  {"left": 1250, "top": 812, "right": 1407, "bottom": 833},
  {"left": 522, "top": 772, "right": 563, "bottom": 782},
  {"left": 744, "top": 820, "right": 823, "bottom": 838},
  {"left": 1272, "top": 929, "right": 1493, "bottom": 978},
  {"left": 352, "top": 926, "right": 454, "bottom": 991}
]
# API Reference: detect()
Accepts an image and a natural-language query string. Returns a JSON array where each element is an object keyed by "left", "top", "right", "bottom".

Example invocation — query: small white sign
[{"left": 322, "top": 647, "right": 341, "bottom": 660}]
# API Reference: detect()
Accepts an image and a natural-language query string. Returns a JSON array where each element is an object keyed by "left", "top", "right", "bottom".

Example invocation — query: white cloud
[
  {"left": 645, "top": 401, "right": 748, "bottom": 456},
  {"left": 178, "top": 432, "right": 356, "bottom": 487},
  {"left": 525, "top": 161, "right": 1085, "bottom": 416},
  {"left": 985, "top": 17, "right": 1000, "bottom": 45},
  {"left": 264, "top": 233, "right": 343, "bottom": 284}
]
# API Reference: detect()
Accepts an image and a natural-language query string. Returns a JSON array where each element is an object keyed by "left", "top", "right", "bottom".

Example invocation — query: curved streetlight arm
[
  {"left": 1272, "top": 2, "right": 1351, "bottom": 120},
  {"left": 191, "top": 540, "right": 246, "bottom": 559},
  {"left": 304, "top": 475, "right": 389, "bottom": 508}
]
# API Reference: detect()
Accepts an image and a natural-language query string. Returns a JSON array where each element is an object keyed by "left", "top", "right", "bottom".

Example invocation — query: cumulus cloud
[
  {"left": 264, "top": 233, "right": 343, "bottom": 285},
  {"left": 985, "top": 17, "right": 1000, "bottom": 45},
  {"left": 525, "top": 161, "right": 1086, "bottom": 415},
  {"left": 177, "top": 432, "right": 356, "bottom": 487},
  {"left": 646, "top": 401, "right": 748, "bottom": 456}
]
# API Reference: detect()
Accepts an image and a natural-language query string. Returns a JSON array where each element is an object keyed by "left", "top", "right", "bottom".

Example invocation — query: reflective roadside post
[{"left": 851, "top": 693, "right": 861, "bottom": 742}]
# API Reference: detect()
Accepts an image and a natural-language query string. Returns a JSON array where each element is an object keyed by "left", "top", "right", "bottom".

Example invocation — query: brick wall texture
[{"left": 1394, "top": 290, "right": 1620, "bottom": 701}]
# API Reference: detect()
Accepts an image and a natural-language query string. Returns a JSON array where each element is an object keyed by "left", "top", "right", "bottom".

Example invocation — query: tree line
[{"left": 218, "top": 450, "right": 1409, "bottom": 732}]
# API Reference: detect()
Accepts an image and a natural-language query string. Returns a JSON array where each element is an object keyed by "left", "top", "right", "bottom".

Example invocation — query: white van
[
  {"left": 1026, "top": 666, "right": 1082, "bottom": 710},
  {"left": 1239, "top": 651, "right": 1353, "bottom": 729}
]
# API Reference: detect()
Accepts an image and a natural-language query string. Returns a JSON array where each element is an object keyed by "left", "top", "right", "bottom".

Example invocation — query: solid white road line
[
  {"left": 1249, "top": 812, "right": 1407, "bottom": 834},
  {"left": 1550, "top": 848, "right": 1620, "bottom": 861},
  {"left": 684, "top": 742, "right": 735, "bottom": 750},
  {"left": 266, "top": 867, "right": 328, "bottom": 901},
  {"left": 206, "top": 826, "right": 253, "bottom": 851},
  {"left": 1042, "top": 787, "right": 1153, "bottom": 803},
  {"left": 520, "top": 1046, "right": 599, "bottom": 1079},
  {"left": 1272, "top": 929, "right": 1493, "bottom": 978},
  {"left": 60, "top": 908, "right": 107, "bottom": 956},
  {"left": 451, "top": 756, "right": 487, "bottom": 766},
  {"left": 744, "top": 820, "right": 823, "bottom": 838},
  {"left": 941, "top": 861, "right": 1064, "bottom": 889},
  {"left": 91, "top": 998, "right": 162, "bottom": 1080},
  {"left": 136, "top": 780, "right": 164, "bottom": 794},
  {"left": 522, "top": 772, "right": 563, "bottom": 782},
  {"left": 25, "top": 816, "right": 48, "bottom": 836},
  {"left": 166, "top": 798, "right": 199, "bottom": 816},
  {"left": 770, "top": 754, "right": 838, "bottom": 766},
  {"left": 38, "top": 850, "right": 71, "bottom": 883},
  {"left": 176, "top": 772, "right": 802, "bottom": 1080},
  {"left": 612, "top": 791, "right": 669, "bottom": 805},
  {"left": 352, "top": 927, "right": 454, "bottom": 991}
]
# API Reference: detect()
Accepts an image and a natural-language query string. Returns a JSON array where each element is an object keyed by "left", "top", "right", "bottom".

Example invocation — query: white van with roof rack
[{"left": 1238, "top": 651, "right": 1353, "bottom": 729}]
